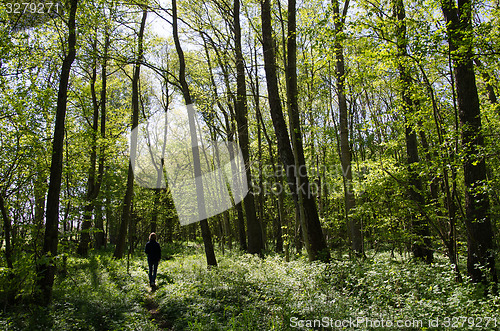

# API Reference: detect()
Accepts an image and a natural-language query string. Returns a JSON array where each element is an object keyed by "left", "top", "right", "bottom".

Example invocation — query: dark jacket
[{"left": 145, "top": 240, "right": 161, "bottom": 263}]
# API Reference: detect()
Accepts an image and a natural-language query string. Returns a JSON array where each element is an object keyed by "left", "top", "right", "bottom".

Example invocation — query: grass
[{"left": 1, "top": 243, "right": 499, "bottom": 330}]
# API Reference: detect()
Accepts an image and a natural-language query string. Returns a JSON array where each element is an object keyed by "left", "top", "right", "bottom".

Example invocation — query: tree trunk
[
  {"left": 129, "top": 207, "right": 137, "bottom": 256},
  {"left": 251, "top": 45, "right": 272, "bottom": 252},
  {"left": 94, "top": 31, "right": 108, "bottom": 250},
  {"left": 172, "top": 0, "right": 217, "bottom": 266},
  {"left": 114, "top": 8, "right": 147, "bottom": 259},
  {"left": 151, "top": 78, "right": 169, "bottom": 234},
  {"left": 201, "top": 35, "right": 246, "bottom": 252},
  {"left": 234, "top": 0, "right": 263, "bottom": 256},
  {"left": 0, "top": 194, "right": 17, "bottom": 304},
  {"left": 36, "top": 0, "right": 78, "bottom": 305},
  {"left": 0, "top": 195, "right": 13, "bottom": 270},
  {"left": 286, "top": 0, "right": 307, "bottom": 255},
  {"left": 441, "top": 0, "right": 497, "bottom": 283},
  {"left": 94, "top": 200, "right": 105, "bottom": 249},
  {"left": 331, "top": 0, "right": 362, "bottom": 255},
  {"left": 261, "top": 0, "right": 330, "bottom": 262},
  {"left": 254, "top": 74, "right": 284, "bottom": 253},
  {"left": 395, "top": 0, "right": 433, "bottom": 263},
  {"left": 474, "top": 58, "right": 498, "bottom": 107},
  {"left": 78, "top": 35, "right": 102, "bottom": 256},
  {"left": 33, "top": 172, "right": 46, "bottom": 249},
  {"left": 419, "top": 64, "right": 461, "bottom": 277}
]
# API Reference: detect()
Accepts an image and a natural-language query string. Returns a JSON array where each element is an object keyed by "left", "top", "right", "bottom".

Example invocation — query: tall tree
[
  {"left": 172, "top": 0, "right": 217, "bottom": 266},
  {"left": 234, "top": 0, "right": 264, "bottom": 255},
  {"left": 331, "top": 0, "right": 362, "bottom": 254},
  {"left": 441, "top": 0, "right": 497, "bottom": 282},
  {"left": 394, "top": 0, "right": 433, "bottom": 263},
  {"left": 0, "top": 195, "right": 13, "bottom": 270},
  {"left": 150, "top": 77, "right": 169, "bottom": 235},
  {"left": 94, "top": 31, "right": 110, "bottom": 250},
  {"left": 261, "top": 0, "right": 330, "bottom": 262},
  {"left": 36, "top": 0, "right": 78, "bottom": 304},
  {"left": 201, "top": 34, "right": 247, "bottom": 251},
  {"left": 77, "top": 31, "right": 107, "bottom": 256},
  {"left": 114, "top": 7, "right": 147, "bottom": 259}
]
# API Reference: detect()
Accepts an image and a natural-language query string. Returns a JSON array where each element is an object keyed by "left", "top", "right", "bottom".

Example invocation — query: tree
[
  {"left": 260, "top": 0, "right": 330, "bottom": 262},
  {"left": 441, "top": 0, "right": 497, "bottom": 283},
  {"left": 36, "top": 0, "right": 78, "bottom": 305},
  {"left": 331, "top": 0, "right": 363, "bottom": 254},
  {"left": 94, "top": 31, "right": 109, "bottom": 249},
  {"left": 150, "top": 74, "right": 170, "bottom": 235},
  {"left": 394, "top": 0, "right": 433, "bottom": 263},
  {"left": 172, "top": 0, "right": 217, "bottom": 266},
  {"left": 114, "top": 7, "right": 147, "bottom": 259},
  {"left": 200, "top": 31, "right": 247, "bottom": 251},
  {"left": 77, "top": 28, "right": 108, "bottom": 256},
  {"left": 234, "top": 0, "right": 264, "bottom": 255}
]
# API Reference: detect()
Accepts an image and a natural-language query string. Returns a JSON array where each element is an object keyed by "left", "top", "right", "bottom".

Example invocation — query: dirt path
[{"left": 144, "top": 288, "right": 172, "bottom": 330}]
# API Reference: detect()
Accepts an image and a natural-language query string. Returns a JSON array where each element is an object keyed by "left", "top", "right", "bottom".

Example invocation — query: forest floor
[{"left": 1, "top": 243, "right": 500, "bottom": 330}]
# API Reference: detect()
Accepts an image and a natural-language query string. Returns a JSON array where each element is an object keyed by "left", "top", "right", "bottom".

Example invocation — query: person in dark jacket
[{"left": 145, "top": 232, "right": 161, "bottom": 287}]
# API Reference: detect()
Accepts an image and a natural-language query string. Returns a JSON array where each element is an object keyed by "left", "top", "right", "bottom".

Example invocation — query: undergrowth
[
  {"left": 153, "top": 249, "right": 500, "bottom": 330},
  {"left": 1, "top": 243, "right": 499, "bottom": 330},
  {"left": 1, "top": 250, "right": 156, "bottom": 330}
]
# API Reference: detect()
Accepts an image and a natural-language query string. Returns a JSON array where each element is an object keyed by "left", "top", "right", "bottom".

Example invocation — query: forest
[{"left": 1, "top": 0, "right": 500, "bottom": 329}]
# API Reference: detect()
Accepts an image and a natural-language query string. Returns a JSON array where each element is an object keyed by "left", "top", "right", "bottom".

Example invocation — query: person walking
[{"left": 145, "top": 232, "right": 161, "bottom": 287}]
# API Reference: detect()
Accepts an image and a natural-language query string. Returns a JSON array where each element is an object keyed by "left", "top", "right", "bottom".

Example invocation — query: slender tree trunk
[
  {"left": 105, "top": 196, "right": 112, "bottom": 245},
  {"left": 474, "top": 58, "right": 498, "bottom": 107},
  {"left": 201, "top": 35, "right": 246, "bottom": 252},
  {"left": 255, "top": 81, "right": 283, "bottom": 253},
  {"left": 395, "top": 0, "right": 433, "bottom": 263},
  {"left": 332, "top": 0, "right": 362, "bottom": 255},
  {"left": 0, "top": 195, "right": 13, "bottom": 270},
  {"left": 36, "top": 0, "right": 78, "bottom": 305},
  {"left": 151, "top": 78, "right": 169, "bottom": 234},
  {"left": 172, "top": 0, "right": 217, "bottom": 266},
  {"left": 129, "top": 207, "right": 137, "bottom": 255},
  {"left": 78, "top": 35, "right": 101, "bottom": 256},
  {"left": 114, "top": 8, "right": 147, "bottom": 259},
  {"left": 441, "top": 0, "right": 497, "bottom": 283},
  {"left": 94, "top": 200, "right": 105, "bottom": 249},
  {"left": 250, "top": 45, "right": 270, "bottom": 251},
  {"left": 227, "top": 111, "right": 246, "bottom": 252},
  {"left": 419, "top": 64, "right": 461, "bottom": 278},
  {"left": 261, "top": 0, "right": 330, "bottom": 262},
  {"left": 225, "top": 66, "right": 247, "bottom": 252},
  {"left": 94, "top": 31, "right": 108, "bottom": 250},
  {"left": 0, "top": 194, "right": 17, "bottom": 304},
  {"left": 33, "top": 172, "right": 46, "bottom": 248},
  {"left": 150, "top": 160, "right": 164, "bottom": 236},
  {"left": 275, "top": 176, "right": 284, "bottom": 253},
  {"left": 287, "top": 0, "right": 308, "bottom": 255},
  {"left": 234, "top": 0, "right": 263, "bottom": 255}
]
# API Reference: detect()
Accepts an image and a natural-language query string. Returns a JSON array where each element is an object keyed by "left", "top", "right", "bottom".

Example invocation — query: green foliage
[
  {"left": 152, "top": 247, "right": 500, "bottom": 330},
  {"left": 2, "top": 245, "right": 499, "bottom": 330},
  {"left": 1, "top": 0, "right": 500, "bottom": 328},
  {"left": 0, "top": 251, "right": 36, "bottom": 306},
  {"left": 1, "top": 250, "right": 156, "bottom": 330}
]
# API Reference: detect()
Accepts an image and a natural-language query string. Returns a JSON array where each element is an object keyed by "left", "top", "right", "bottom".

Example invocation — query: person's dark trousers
[{"left": 148, "top": 259, "right": 158, "bottom": 286}]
